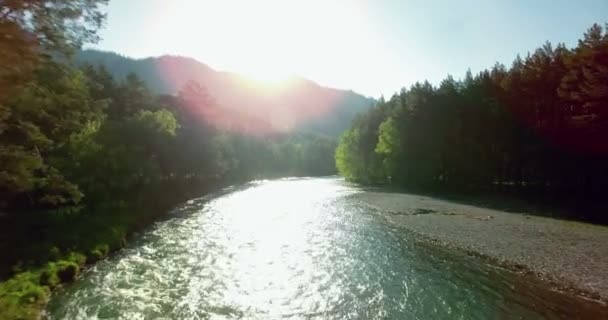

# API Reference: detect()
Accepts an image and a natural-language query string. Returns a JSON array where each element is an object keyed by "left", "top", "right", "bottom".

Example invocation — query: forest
[
  {"left": 336, "top": 23, "right": 608, "bottom": 222},
  {"left": 0, "top": 1, "right": 336, "bottom": 317},
  {"left": 2, "top": 0, "right": 608, "bottom": 318}
]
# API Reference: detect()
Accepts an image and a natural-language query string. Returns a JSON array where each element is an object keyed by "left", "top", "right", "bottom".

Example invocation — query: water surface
[{"left": 47, "top": 177, "right": 606, "bottom": 319}]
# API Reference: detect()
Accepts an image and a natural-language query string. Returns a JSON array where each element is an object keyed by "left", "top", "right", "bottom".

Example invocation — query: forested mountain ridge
[{"left": 76, "top": 50, "right": 375, "bottom": 136}]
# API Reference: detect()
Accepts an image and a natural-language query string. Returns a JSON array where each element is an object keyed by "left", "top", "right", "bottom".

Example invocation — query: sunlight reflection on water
[{"left": 46, "top": 177, "right": 607, "bottom": 319}]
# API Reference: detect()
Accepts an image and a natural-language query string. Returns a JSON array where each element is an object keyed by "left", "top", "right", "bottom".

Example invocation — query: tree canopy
[{"left": 336, "top": 24, "right": 608, "bottom": 207}]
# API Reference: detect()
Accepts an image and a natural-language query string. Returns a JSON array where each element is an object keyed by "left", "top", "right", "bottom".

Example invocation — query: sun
[
  {"left": 146, "top": 0, "right": 384, "bottom": 94},
  {"left": 240, "top": 65, "right": 292, "bottom": 84}
]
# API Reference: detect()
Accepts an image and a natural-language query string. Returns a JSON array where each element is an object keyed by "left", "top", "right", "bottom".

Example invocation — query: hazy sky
[{"left": 94, "top": 0, "right": 608, "bottom": 97}]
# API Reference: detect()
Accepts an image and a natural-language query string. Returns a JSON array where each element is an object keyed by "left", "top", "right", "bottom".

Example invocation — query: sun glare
[
  {"left": 143, "top": 0, "right": 392, "bottom": 95},
  {"left": 241, "top": 69, "right": 291, "bottom": 85}
]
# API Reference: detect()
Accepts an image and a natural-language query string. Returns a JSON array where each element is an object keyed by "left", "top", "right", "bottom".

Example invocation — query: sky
[{"left": 93, "top": 0, "right": 608, "bottom": 98}]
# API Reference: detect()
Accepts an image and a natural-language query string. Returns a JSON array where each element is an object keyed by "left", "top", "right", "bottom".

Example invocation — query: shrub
[
  {"left": 110, "top": 227, "right": 128, "bottom": 250},
  {"left": 19, "top": 285, "right": 47, "bottom": 304},
  {"left": 0, "top": 272, "right": 49, "bottom": 320},
  {"left": 66, "top": 252, "right": 87, "bottom": 266},
  {"left": 87, "top": 243, "right": 110, "bottom": 263},
  {"left": 56, "top": 261, "right": 79, "bottom": 283},
  {"left": 39, "top": 269, "right": 59, "bottom": 288},
  {"left": 48, "top": 246, "right": 61, "bottom": 261}
]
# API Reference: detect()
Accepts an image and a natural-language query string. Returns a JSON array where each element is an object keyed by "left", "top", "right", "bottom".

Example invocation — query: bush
[
  {"left": 56, "top": 261, "right": 79, "bottom": 283},
  {"left": 19, "top": 285, "right": 47, "bottom": 304},
  {"left": 0, "top": 272, "right": 49, "bottom": 320},
  {"left": 39, "top": 260, "right": 80, "bottom": 288},
  {"left": 87, "top": 243, "right": 110, "bottom": 263},
  {"left": 110, "top": 227, "right": 128, "bottom": 250},
  {"left": 39, "top": 269, "right": 59, "bottom": 288},
  {"left": 48, "top": 246, "right": 61, "bottom": 261},
  {"left": 66, "top": 252, "right": 87, "bottom": 266}
]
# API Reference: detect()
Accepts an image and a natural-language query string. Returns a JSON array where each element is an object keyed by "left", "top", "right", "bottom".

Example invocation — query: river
[{"left": 46, "top": 177, "right": 605, "bottom": 319}]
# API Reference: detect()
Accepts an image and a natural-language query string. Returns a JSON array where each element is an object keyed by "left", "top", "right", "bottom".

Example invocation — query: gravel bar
[{"left": 350, "top": 191, "right": 608, "bottom": 303}]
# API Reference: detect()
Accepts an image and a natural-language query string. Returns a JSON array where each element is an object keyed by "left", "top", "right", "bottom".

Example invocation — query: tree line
[
  {"left": 0, "top": 1, "right": 336, "bottom": 317},
  {"left": 1, "top": 62, "right": 337, "bottom": 213},
  {"left": 336, "top": 24, "right": 608, "bottom": 216},
  {"left": 0, "top": 33, "right": 337, "bottom": 275}
]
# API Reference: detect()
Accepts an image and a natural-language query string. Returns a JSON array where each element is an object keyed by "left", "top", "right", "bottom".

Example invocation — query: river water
[{"left": 46, "top": 177, "right": 605, "bottom": 319}]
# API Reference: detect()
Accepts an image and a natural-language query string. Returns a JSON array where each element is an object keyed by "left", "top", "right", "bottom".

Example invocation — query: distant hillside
[{"left": 76, "top": 50, "right": 375, "bottom": 136}]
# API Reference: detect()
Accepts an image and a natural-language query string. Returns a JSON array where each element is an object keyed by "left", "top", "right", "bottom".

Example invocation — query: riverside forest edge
[
  {"left": 0, "top": 1, "right": 337, "bottom": 316},
  {"left": 337, "top": 23, "right": 608, "bottom": 224},
  {"left": 1, "top": 1, "right": 608, "bottom": 318},
  {"left": 0, "top": 62, "right": 339, "bottom": 319}
]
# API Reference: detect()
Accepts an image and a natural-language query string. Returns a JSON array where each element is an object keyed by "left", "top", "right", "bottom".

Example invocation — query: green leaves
[
  {"left": 559, "top": 24, "right": 608, "bottom": 117},
  {"left": 0, "top": 0, "right": 109, "bottom": 107},
  {"left": 376, "top": 117, "right": 399, "bottom": 155},
  {"left": 336, "top": 23, "right": 608, "bottom": 194},
  {"left": 0, "top": 62, "right": 102, "bottom": 209},
  {"left": 335, "top": 129, "right": 359, "bottom": 181},
  {"left": 130, "top": 109, "right": 179, "bottom": 138}
]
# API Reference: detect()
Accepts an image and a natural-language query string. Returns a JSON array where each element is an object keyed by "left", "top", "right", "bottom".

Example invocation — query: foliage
[
  {"left": 335, "top": 99, "right": 388, "bottom": 184},
  {"left": 88, "top": 244, "right": 110, "bottom": 263},
  {"left": 0, "top": 0, "right": 108, "bottom": 121},
  {"left": 0, "top": 3, "right": 341, "bottom": 318},
  {"left": 0, "top": 62, "right": 104, "bottom": 209},
  {"left": 337, "top": 24, "right": 608, "bottom": 202},
  {"left": 0, "top": 251, "right": 89, "bottom": 320},
  {"left": 0, "top": 271, "right": 48, "bottom": 320}
]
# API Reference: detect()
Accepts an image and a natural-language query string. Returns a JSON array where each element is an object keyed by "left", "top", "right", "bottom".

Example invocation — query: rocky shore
[{"left": 350, "top": 191, "right": 608, "bottom": 304}]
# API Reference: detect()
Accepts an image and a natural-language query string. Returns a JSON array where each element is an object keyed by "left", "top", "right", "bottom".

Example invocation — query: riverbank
[
  {"left": 0, "top": 178, "right": 227, "bottom": 320},
  {"left": 351, "top": 190, "right": 608, "bottom": 304}
]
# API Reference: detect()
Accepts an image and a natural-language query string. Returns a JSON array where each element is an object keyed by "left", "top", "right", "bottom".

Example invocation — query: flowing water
[{"left": 46, "top": 178, "right": 606, "bottom": 319}]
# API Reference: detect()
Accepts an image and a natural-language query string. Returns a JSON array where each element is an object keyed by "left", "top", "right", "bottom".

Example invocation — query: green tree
[
  {"left": 336, "top": 23, "right": 608, "bottom": 206},
  {"left": 0, "top": 62, "right": 103, "bottom": 209},
  {"left": 0, "top": 0, "right": 108, "bottom": 102}
]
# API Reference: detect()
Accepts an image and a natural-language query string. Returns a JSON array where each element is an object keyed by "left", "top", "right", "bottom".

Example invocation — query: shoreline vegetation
[
  {"left": 351, "top": 190, "right": 608, "bottom": 305},
  {"left": 336, "top": 24, "right": 608, "bottom": 225},
  {"left": 2, "top": 176, "right": 323, "bottom": 320},
  {"left": 2, "top": 1, "right": 608, "bottom": 319},
  {"left": 334, "top": 22, "right": 608, "bottom": 312},
  {"left": 0, "top": 2, "right": 337, "bottom": 319},
  {"left": 0, "top": 178, "right": 224, "bottom": 319},
  {"left": 0, "top": 62, "right": 339, "bottom": 318}
]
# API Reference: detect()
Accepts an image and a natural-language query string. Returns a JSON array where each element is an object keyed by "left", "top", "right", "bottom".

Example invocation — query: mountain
[{"left": 76, "top": 50, "right": 375, "bottom": 136}]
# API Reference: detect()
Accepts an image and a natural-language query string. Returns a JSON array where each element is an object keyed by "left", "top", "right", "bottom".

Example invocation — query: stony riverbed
[{"left": 352, "top": 191, "right": 608, "bottom": 304}]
